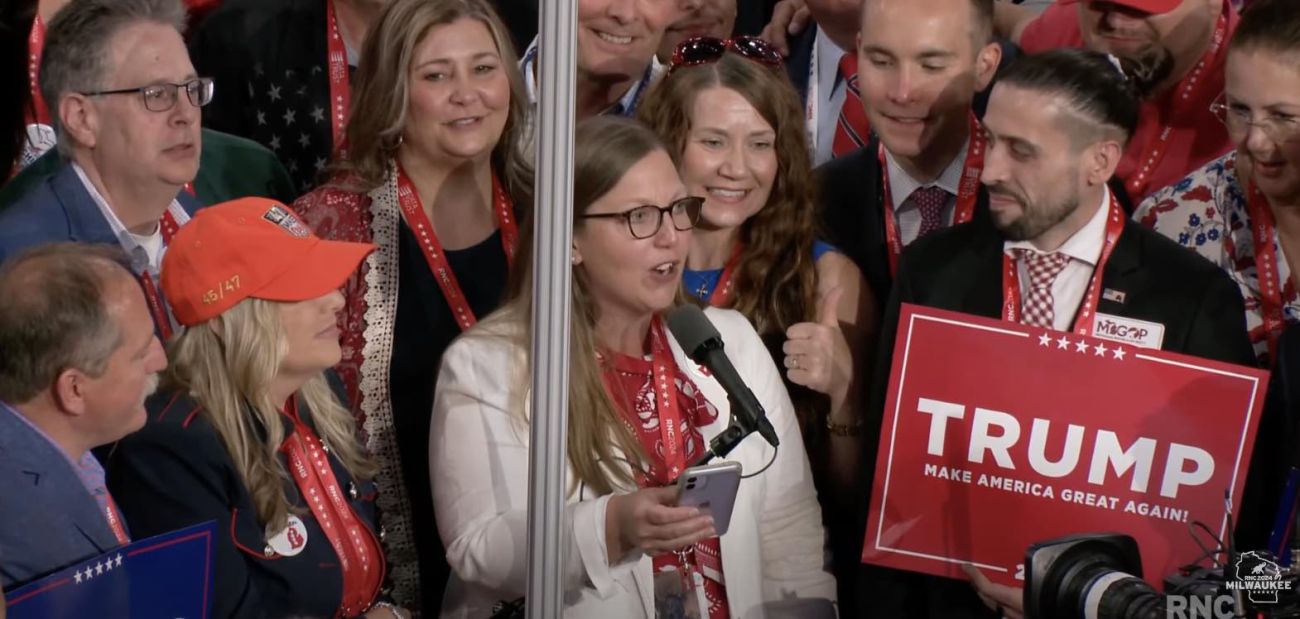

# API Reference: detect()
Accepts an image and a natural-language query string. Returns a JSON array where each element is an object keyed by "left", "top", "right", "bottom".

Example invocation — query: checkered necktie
[
  {"left": 831, "top": 53, "right": 870, "bottom": 158},
  {"left": 908, "top": 186, "right": 951, "bottom": 241},
  {"left": 1014, "top": 248, "right": 1071, "bottom": 329}
]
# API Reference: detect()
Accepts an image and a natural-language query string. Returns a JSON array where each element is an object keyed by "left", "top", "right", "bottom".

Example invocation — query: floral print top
[{"left": 1135, "top": 150, "right": 1299, "bottom": 363}]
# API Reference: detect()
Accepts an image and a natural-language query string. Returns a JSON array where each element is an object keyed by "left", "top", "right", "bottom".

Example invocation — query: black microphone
[{"left": 666, "top": 304, "right": 779, "bottom": 449}]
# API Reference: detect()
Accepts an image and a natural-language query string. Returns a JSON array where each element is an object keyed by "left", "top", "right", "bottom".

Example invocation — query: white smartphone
[{"left": 675, "top": 461, "right": 742, "bottom": 537}]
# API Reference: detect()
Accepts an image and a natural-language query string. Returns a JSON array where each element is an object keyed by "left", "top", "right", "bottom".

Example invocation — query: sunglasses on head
[{"left": 669, "top": 36, "right": 783, "bottom": 73}]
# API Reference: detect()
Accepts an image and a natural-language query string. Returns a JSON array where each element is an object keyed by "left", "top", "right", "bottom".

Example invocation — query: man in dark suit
[
  {"left": 0, "top": 244, "right": 168, "bottom": 590},
  {"left": 0, "top": 0, "right": 207, "bottom": 339},
  {"left": 859, "top": 49, "right": 1255, "bottom": 619},
  {"left": 817, "top": 0, "right": 1002, "bottom": 312}
]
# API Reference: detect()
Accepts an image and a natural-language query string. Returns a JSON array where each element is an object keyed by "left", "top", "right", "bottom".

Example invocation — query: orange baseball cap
[
  {"left": 161, "top": 197, "right": 375, "bottom": 326},
  {"left": 1061, "top": 0, "right": 1182, "bottom": 14}
]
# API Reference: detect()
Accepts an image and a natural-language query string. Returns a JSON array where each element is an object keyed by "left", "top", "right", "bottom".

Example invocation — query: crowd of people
[{"left": 0, "top": 0, "right": 1297, "bottom": 617}]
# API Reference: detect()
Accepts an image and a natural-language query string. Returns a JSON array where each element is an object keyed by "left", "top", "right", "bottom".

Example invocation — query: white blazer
[{"left": 429, "top": 307, "right": 837, "bottom": 618}]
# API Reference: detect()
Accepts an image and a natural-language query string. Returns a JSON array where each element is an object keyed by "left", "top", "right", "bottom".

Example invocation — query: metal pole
[{"left": 526, "top": 1, "right": 577, "bottom": 617}]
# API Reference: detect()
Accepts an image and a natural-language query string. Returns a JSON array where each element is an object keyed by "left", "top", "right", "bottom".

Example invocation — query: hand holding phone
[{"left": 676, "top": 461, "right": 742, "bottom": 537}]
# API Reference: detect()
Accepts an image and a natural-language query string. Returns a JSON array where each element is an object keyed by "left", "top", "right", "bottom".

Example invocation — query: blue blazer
[
  {"left": 0, "top": 404, "right": 123, "bottom": 590},
  {"left": 0, "top": 161, "right": 204, "bottom": 263}
]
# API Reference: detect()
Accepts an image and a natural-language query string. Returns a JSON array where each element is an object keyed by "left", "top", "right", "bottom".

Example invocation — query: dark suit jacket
[
  {"left": 0, "top": 403, "right": 123, "bottom": 590},
  {"left": 851, "top": 215, "right": 1256, "bottom": 618},
  {"left": 0, "top": 162, "right": 204, "bottom": 338},
  {"left": 105, "top": 387, "right": 384, "bottom": 619},
  {"left": 816, "top": 134, "right": 992, "bottom": 313},
  {"left": 1238, "top": 325, "right": 1300, "bottom": 553}
]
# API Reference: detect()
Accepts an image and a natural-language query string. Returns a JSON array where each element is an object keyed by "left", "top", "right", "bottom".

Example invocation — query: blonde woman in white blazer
[{"left": 429, "top": 117, "right": 836, "bottom": 618}]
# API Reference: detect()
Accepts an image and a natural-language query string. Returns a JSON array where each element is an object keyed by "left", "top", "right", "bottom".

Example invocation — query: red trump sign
[{"left": 863, "top": 304, "right": 1269, "bottom": 587}]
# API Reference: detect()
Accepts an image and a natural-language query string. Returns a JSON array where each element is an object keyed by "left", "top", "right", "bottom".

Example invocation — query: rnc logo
[{"left": 1165, "top": 595, "right": 1235, "bottom": 618}]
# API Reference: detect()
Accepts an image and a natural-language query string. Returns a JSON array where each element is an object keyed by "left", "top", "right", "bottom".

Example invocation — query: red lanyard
[
  {"left": 27, "top": 15, "right": 50, "bottom": 126},
  {"left": 880, "top": 113, "right": 986, "bottom": 275},
  {"left": 280, "top": 398, "right": 384, "bottom": 617},
  {"left": 648, "top": 318, "right": 687, "bottom": 480},
  {"left": 139, "top": 210, "right": 182, "bottom": 340},
  {"left": 1125, "top": 12, "right": 1227, "bottom": 200},
  {"left": 326, "top": 0, "right": 352, "bottom": 159},
  {"left": 705, "top": 243, "right": 743, "bottom": 307},
  {"left": 395, "top": 165, "right": 517, "bottom": 330},
  {"left": 103, "top": 494, "right": 131, "bottom": 545},
  {"left": 1245, "top": 182, "right": 1291, "bottom": 361},
  {"left": 1002, "top": 192, "right": 1125, "bottom": 334}
]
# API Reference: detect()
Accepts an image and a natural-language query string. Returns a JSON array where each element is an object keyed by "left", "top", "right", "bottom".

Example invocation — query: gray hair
[
  {"left": 0, "top": 244, "right": 135, "bottom": 404},
  {"left": 39, "top": 0, "right": 187, "bottom": 155}
]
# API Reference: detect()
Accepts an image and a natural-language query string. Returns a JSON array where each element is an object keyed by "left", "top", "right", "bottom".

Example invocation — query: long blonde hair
[
  {"left": 165, "top": 299, "right": 377, "bottom": 533},
  {"left": 328, "top": 0, "right": 533, "bottom": 203},
  {"left": 492, "top": 117, "right": 674, "bottom": 495}
]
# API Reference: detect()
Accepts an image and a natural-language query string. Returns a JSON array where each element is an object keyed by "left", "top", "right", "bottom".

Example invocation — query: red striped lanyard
[
  {"left": 880, "top": 113, "right": 986, "bottom": 275},
  {"left": 1245, "top": 182, "right": 1290, "bottom": 362},
  {"left": 1001, "top": 192, "right": 1124, "bottom": 334},
  {"left": 139, "top": 210, "right": 182, "bottom": 339},
  {"left": 326, "top": 0, "right": 352, "bottom": 159},
  {"left": 648, "top": 318, "right": 686, "bottom": 481},
  {"left": 1125, "top": 12, "right": 1227, "bottom": 199},
  {"left": 28, "top": 15, "right": 50, "bottom": 126},
  {"left": 280, "top": 398, "right": 384, "bottom": 616},
  {"left": 395, "top": 165, "right": 517, "bottom": 330},
  {"left": 705, "top": 243, "right": 743, "bottom": 307}
]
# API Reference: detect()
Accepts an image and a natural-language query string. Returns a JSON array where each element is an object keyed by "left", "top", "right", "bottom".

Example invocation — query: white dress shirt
[
  {"left": 1004, "top": 187, "right": 1112, "bottom": 332},
  {"left": 72, "top": 162, "right": 179, "bottom": 275},
  {"left": 812, "top": 29, "right": 847, "bottom": 166},
  {"left": 884, "top": 139, "right": 969, "bottom": 246}
]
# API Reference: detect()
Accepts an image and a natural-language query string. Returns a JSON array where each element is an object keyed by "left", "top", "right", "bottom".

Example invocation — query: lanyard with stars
[
  {"left": 395, "top": 164, "right": 517, "bottom": 331},
  {"left": 880, "top": 113, "right": 986, "bottom": 276},
  {"left": 28, "top": 15, "right": 51, "bottom": 126},
  {"left": 326, "top": 0, "right": 352, "bottom": 159},
  {"left": 1244, "top": 180, "right": 1292, "bottom": 362}
]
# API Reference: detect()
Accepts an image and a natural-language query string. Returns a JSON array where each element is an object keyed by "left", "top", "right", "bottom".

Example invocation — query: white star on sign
[
  {"left": 283, "top": 108, "right": 296, "bottom": 126},
  {"left": 268, "top": 84, "right": 282, "bottom": 101},
  {"left": 1094, "top": 342, "right": 1108, "bottom": 356},
  {"left": 115, "top": 554, "right": 123, "bottom": 568},
  {"left": 1075, "top": 340, "right": 1089, "bottom": 353},
  {"left": 311, "top": 106, "right": 325, "bottom": 123},
  {"left": 1038, "top": 333, "right": 1051, "bottom": 347},
  {"left": 95, "top": 562, "right": 104, "bottom": 575},
  {"left": 1056, "top": 335, "right": 1070, "bottom": 350},
  {"left": 104, "top": 558, "right": 114, "bottom": 572},
  {"left": 74, "top": 569, "right": 83, "bottom": 584},
  {"left": 1113, "top": 346, "right": 1127, "bottom": 360}
]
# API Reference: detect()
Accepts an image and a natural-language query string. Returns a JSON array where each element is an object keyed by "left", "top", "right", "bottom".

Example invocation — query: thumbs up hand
[{"left": 783, "top": 286, "right": 852, "bottom": 409}]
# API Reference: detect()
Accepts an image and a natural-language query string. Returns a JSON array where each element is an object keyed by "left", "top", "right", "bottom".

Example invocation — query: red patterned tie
[
  {"left": 1014, "top": 249, "right": 1071, "bottom": 329},
  {"left": 909, "top": 186, "right": 951, "bottom": 241},
  {"left": 831, "top": 53, "right": 871, "bottom": 158}
]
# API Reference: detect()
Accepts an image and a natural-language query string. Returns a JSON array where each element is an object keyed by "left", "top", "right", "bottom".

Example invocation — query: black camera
[{"left": 1023, "top": 533, "right": 1300, "bottom": 618}]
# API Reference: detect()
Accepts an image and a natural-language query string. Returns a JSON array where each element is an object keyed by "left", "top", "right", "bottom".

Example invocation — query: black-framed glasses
[
  {"left": 1210, "top": 94, "right": 1300, "bottom": 144},
  {"left": 670, "top": 36, "right": 783, "bottom": 73},
  {"left": 82, "top": 77, "right": 215, "bottom": 113},
  {"left": 579, "top": 196, "right": 704, "bottom": 239}
]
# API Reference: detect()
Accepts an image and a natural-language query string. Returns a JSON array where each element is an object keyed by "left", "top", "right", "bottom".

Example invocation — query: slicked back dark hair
[
  {"left": 1229, "top": 0, "right": 1300, "bottom": 59},
  {"left": 995, "top": 48, "right": 1144, "bottom": 145}
]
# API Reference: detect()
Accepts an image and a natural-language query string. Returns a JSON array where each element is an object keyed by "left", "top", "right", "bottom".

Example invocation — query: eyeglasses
[
  {"left": 1210, "top": 95, "right": 1300, "bottom": 144},
  {"left": 578, "top": 196, "right": 705, "bottom": 239},
  {"left": 82, "top": 78, "right": 215, "bottom": 113},
  {"left": 670, "top": 36, "right": 783, "bottom": 73}
]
